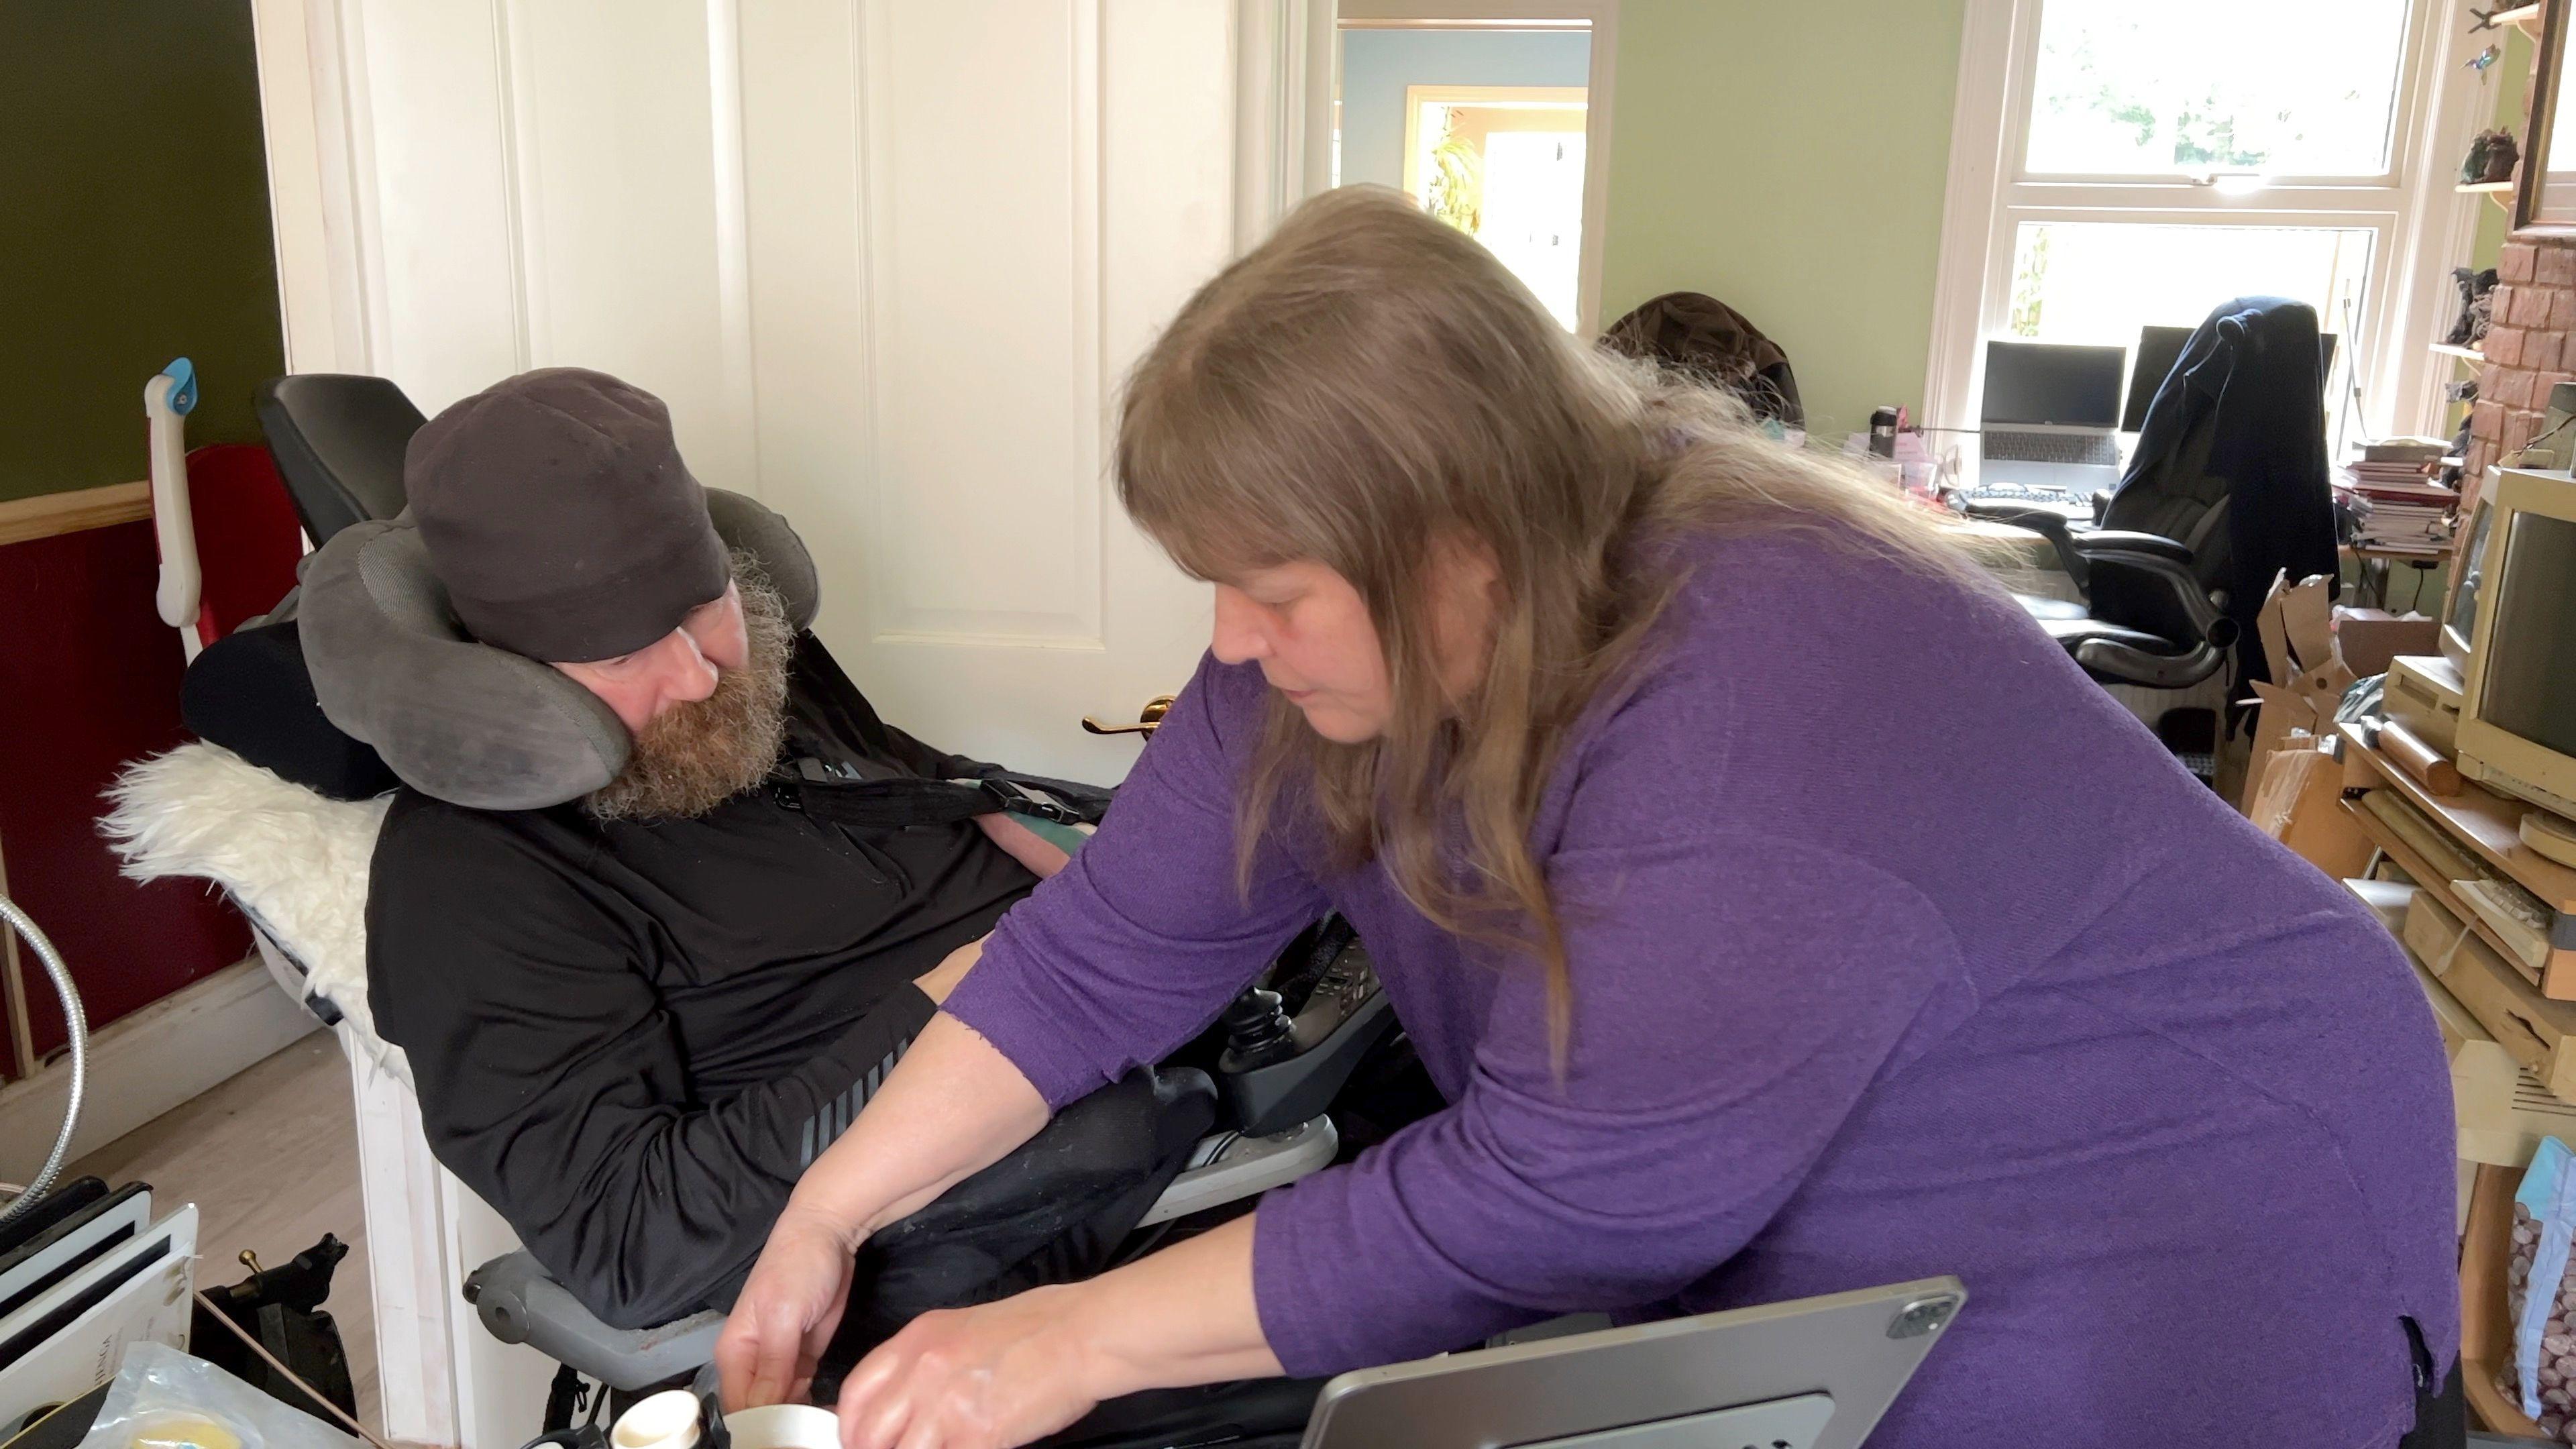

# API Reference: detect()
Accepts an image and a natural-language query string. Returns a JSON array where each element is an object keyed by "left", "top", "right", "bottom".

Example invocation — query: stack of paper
[{"left": 2342, "top": 445, "right": 2457, "bottom": 549}]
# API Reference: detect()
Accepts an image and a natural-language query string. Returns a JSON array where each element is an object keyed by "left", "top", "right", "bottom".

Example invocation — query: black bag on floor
[{"left": 191, "top": 1234, "right": 360, "bottom": 1424}]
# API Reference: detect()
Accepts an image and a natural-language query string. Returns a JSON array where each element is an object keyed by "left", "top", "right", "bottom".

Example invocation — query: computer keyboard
[
  {"left": 1985, "top": 431, "right": 2121, "bottom": 467},
  {"left": 2457, "top": 875, "right": 2555, "bottom": 974},
  {"left": 1964, "top": 481, "right": 2082, "bottom": 506}
]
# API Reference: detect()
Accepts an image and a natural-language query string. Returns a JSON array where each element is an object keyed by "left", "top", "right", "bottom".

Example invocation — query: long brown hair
[{"left": 1117, "top": 186, "right": 1973, "bottom": 1057}]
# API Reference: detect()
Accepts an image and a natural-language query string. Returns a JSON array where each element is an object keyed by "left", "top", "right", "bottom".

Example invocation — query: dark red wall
[{"left": 0, "top": 520, "right": 250, "bottom": 1063}]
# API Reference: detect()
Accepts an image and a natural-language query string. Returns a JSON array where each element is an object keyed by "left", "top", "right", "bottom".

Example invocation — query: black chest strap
[{"left": 777, "top": 757, "right": 1110, "bottom": 829}]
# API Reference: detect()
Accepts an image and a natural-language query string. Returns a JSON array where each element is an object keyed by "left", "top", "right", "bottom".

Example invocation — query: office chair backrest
[
  {"left": 256, "top": 375, "right": 426, "bottom": 546},
  {"left": 2100, "top": 298, "right": 2334, "bottom": 684}
]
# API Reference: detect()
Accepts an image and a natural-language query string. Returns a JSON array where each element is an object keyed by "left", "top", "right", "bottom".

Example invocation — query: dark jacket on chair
[{"left": 2108, "top": 295, "right": 2339, "bottom": 686}]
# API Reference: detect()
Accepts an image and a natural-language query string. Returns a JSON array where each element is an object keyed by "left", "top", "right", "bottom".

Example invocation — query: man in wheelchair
[{"left": 335, "top": 368, "right": 1215, "bottom": 1341}]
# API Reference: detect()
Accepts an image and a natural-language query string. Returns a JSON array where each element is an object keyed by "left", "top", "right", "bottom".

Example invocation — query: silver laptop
[
  {"left": 1979, "top": 340, "right": 2127, "bottom": 496},
  {"left": 1301, "top": 1277, "right": 1966, "bottom": 1449}
]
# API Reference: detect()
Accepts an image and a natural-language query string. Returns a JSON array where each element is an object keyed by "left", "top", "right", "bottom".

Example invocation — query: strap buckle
[{"left": 977, "top": 777, "right": 1079, "bottom": 824}]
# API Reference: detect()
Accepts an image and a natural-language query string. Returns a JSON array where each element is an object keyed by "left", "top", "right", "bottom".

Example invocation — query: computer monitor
[
  {"left": 2458, "top": 468, "right": 2576, "bottom": 822},
  {"left": 2119, "top": 325, "right": 2341, "bottom": 432},
  {"left": 1980, "top": 341, "right": 2125, "bottom": 429},
  {"left": 2444, "top": 496, "right": 2496, "bottom": 670}
]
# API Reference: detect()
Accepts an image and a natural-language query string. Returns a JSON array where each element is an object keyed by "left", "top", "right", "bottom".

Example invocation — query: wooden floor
[{"left": 66, "top": 1030, "right": 378, "bottom": 1434}]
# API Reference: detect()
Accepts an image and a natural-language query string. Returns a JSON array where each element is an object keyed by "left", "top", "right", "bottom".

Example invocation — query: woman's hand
[
  {"left": 835, "top": 1214, "right": 1281, "bottom": 1449},
  {"left": 835, "top": 1285, "right": 1104, "bottom": 1449},
  {"left": 718, "top": 1204, "right": 865, "bottom": 1411}
]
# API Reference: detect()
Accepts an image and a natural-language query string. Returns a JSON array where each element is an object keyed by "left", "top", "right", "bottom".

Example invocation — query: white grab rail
[{"left": 144, "top": 358, "right": 202, "bottom": 657}]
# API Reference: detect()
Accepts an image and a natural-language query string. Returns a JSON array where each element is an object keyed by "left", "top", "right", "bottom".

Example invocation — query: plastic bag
[
  {"left": 2505, "top": 1138, "right": 2576, "bottom": 1438},
  {"left": 73, "top": 1342, "right": 360, "bottom": 1449}
]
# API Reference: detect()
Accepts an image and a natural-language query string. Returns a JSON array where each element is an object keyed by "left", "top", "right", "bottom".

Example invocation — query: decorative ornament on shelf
[
  {"left": 2450, "top": 266, "right": 2501, "bottom": 349},
  {"left": 2465, "top": 129, "right": 2522, "bottom": 184},
  {"left": 2485, "top": 129, "right": 2522, "bottom": 184}
]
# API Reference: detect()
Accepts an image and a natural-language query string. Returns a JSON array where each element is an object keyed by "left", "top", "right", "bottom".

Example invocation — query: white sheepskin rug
[{"left": 100, "top": 743, "right": 405, "bottom": 1079}]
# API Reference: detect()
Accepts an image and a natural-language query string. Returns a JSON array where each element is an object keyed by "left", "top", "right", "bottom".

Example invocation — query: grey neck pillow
[{"left": 298, "top": 488, "right": 820, "bottom": 811}]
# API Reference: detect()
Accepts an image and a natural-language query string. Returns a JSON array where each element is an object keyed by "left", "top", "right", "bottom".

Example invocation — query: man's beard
[{"left": 586, "top": 557, "right": 794, "bottom": 822}]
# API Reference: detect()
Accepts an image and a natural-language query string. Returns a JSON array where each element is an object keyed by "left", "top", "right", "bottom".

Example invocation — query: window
[
  {"left": 1927, "top": 0, "right": 2485, "bottom": 453},
  {"left": 1398, "top": 85, "right": 1589, "bottom": 327},
  {"left": 2024, "top": 0, "right": 2411, "bottom": 178}
]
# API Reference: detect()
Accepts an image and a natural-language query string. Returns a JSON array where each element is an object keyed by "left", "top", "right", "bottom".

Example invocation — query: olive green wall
[
  {"left": 0, "top": 1, "right": 284, "bottom": 505},
  {"left": 1599, "top": 0, "right": 1970, "bottom": 441}
]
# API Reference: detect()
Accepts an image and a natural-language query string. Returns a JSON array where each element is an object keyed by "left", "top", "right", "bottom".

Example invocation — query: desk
[
  {"left": 2338, "top": 722, "right": 2576, "bottom": 1438},
  {"left": 2338, "top": 720, "right": 2576, "bottom": 996},
  {"left": 2345, "top": 543, "right": 2446, "bottom": 610}
]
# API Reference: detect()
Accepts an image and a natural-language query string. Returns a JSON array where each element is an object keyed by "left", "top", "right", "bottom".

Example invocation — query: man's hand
[
  {"left": 718, "top": 1204, "right": 865, "bottom": 1411},
  {"left": 835, "top": 1285, "right": 1106, "bottom": 1449}
]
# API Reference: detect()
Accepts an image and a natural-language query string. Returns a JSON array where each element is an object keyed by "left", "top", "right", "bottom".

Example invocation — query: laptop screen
[{"left": 1982, "top": 341, "right": 2125, "bottom": 429}]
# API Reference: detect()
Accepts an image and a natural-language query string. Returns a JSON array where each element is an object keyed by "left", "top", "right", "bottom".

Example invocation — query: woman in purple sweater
[{"left": 719, "top": 188, "right": 2459, "bottom": 1448}]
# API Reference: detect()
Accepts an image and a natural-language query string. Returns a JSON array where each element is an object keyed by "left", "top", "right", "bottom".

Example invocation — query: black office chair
[
  {"left": 256, "top": 374, "right": 425, "bottom": 546},
  {"left": 1975, "top": 296, "right": 2337, "bottom": 694},
  {"left": 1973, "top": 498, "right": 2239, "bottom": 690}
]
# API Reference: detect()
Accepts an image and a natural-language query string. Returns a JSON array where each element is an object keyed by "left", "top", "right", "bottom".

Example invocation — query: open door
[{"left": 250, "top": 2, "right": 1321, "bottom": 1442}]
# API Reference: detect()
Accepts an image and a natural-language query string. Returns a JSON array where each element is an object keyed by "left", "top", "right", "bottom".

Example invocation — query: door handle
[{"left": 1082, "top": 694, "right": 1177, "bottom": 737}]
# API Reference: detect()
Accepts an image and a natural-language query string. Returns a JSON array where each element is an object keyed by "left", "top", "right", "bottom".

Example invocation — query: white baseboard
[{"left": 0, "top": 959, "right": 320, "bottom": 1177}]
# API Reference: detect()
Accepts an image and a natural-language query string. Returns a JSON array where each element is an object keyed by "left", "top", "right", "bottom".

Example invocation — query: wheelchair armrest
[
  {"left": 1962, "top": 502, "right": 2089, "bottom": 593},
  {"left": 464, "top": 1252, "right": 724, "bottom": 1393}
]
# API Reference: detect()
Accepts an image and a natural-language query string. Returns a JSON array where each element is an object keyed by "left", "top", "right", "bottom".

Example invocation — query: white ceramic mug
[
  {"left": 722, "top": 1403, "right": 842, "bottom": 1449},
  {"left": 608, "top": 1391, "right": 701, "bottom": 1449}
]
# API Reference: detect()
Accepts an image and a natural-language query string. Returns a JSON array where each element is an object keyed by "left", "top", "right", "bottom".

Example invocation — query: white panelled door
[
  {"left": 253, "top": 3, "right": 1309, "bottom": 1442},
  {"left": 738, "top": 0, "right": 1235, "bottom": 779}
]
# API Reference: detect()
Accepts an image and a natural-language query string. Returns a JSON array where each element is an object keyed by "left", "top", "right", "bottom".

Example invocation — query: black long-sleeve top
[{"left": 366, "top": 643, "right": 1035, "bottom": 1328}]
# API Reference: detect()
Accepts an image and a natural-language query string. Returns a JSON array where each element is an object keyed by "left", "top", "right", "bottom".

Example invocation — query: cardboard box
[
  {"left": 2240, "top": 573, "right": 2358, "bottom": 813},
  {"left": 2331, "top": 607, "right": 2444, "bottom": 678},
  {"left": 2249, "top": 737, "right": 2374, "bottom": 879}
]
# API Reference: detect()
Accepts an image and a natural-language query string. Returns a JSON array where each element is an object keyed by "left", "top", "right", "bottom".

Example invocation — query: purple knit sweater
[{"left": 942, "top": 532, "right": 2458, "bottom": 1446}]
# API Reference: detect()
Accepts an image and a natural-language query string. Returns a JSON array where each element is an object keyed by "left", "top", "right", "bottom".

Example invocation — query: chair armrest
[
  {"left": 464, "top": 1252, "right": 725, "bottom": 1393},
  {"left": 2080, "top": 547, "right": 2237, "bottom": 647},
  {"left": 1962, "top": 502, "right": 2090, "bottom": 593},
  {"left": 2069, "top": 530, "right": 2194, "bottom": 565}
]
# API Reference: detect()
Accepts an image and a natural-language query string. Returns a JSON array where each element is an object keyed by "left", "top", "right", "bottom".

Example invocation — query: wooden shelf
[
  {"left": 2341, "top": 722, "right": 2576, "bottom": 914},
  {"left": 2462, "top": 181, "right": 2518, "bottom": 193},
  {"left": 2433, "top": 342, "right": 2489, "bottom": 363},
  {"left": 2345, "top": 798, "right": 2558, "bottom": 996}
]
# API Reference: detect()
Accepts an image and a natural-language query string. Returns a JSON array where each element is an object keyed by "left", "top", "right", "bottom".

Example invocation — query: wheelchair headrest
[
  {"left": 257, "top": 374, "right": 427, "bottom": 547},
  {"left": 298, "top": 488, "right": 820, "bottom": 811}
]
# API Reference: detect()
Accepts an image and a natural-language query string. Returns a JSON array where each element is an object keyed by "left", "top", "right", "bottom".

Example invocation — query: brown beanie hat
[{"left": 406, "top": 368, "right": 731, "bottom": 663}]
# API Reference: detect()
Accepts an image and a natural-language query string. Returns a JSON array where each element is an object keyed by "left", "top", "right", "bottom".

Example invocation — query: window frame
[{"left": 1923, "top": 0, "right": 2495, "bottom": 447}]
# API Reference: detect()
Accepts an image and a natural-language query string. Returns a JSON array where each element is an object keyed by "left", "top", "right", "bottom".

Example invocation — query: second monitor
[{"left": 2123, "top": 325, "right": 2341, "bottom": 433}]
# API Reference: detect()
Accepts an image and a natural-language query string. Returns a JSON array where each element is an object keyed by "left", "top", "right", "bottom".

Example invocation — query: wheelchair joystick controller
[
  {"left": 1212, "top": 945, "right": 1399, "bottom": 1137},
  {"left": 1219, "top": 989, "right": 1299, "bottom": 1073}
]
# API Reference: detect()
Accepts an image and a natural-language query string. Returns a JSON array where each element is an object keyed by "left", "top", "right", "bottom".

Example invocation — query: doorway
[{"left": 1332, "top": 3, "right": 1618, "bottom": 333}]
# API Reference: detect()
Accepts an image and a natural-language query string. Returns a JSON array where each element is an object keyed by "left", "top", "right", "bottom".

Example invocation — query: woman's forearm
[
  {"left": 1069, "top": 1214, "right": 1285, "bottom": 1398},
  {"left": 787, "top": 1006, "right": 1051, "bottom": 1241}
]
